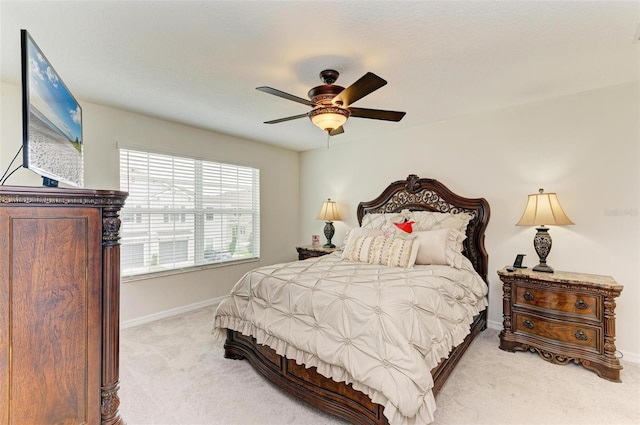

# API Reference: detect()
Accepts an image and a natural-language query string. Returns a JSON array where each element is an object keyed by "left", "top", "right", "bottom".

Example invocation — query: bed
[{"left": 213, "top": 174, "right": 490, "bottom": 425}]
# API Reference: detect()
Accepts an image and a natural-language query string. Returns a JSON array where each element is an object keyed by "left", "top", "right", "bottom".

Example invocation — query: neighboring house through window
[{"left": 119, "top": 148, "right": 260, "bottom": 278}]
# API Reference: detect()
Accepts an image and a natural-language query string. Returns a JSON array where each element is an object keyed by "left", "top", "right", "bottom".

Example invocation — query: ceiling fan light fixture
[
  {"left": 258, "top": 70, "right": 405, "bottom": 137},
  {"left": 309, "top": 106, "right": 349, "bottom": 132}
]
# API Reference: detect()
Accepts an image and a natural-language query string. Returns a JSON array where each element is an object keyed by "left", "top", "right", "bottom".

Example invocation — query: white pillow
[
  {"left": 363, "top": 210, "right": 472, "bottom": 234},
  {"left": 342, "top": 227, "right": 385, "bottom": 250},
  {"left": 360, "top": 212, "right": 406, "bottom": 230},
  {"left": 343, "top": 235, "right": 419, "bottom": 268},
  {"left": 411, "top": 211, "right": 473, "bottom": 233},
  {"left": 414, "top": 229, "right": 466, "bottom": 269}
]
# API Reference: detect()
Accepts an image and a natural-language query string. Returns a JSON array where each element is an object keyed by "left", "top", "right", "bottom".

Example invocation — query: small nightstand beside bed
[
  {"left": 296, "top": 245, "right": 338, "bottom": 260},
  {"left": 498, "top": 267, "right": 623, "bottom": 381},
  {"left": 213, "top": 174, "right": 490, "bottom": 425}
]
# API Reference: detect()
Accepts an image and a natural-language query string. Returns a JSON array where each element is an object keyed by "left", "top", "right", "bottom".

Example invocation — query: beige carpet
[{"left": 119, "top": 306, "right": 640, "bottom": 425}]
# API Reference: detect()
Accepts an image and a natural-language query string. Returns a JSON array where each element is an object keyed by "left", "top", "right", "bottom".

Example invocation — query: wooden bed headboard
[{"left": 357, "top": 174, "right": 491, "bottom": 282}]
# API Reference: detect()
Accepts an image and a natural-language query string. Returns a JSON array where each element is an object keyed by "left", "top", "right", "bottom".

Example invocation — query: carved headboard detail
[{"left": 357, "top": 174, "right": 491, "bottom": 282}]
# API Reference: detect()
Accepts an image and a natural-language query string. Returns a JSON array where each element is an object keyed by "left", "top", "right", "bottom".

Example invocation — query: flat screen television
[{"left": 21, "top": 29, "right": 83, "bottom": 187}]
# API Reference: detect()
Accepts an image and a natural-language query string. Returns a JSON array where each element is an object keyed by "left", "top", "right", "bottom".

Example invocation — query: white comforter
[{"left": 213, "top": 253, "right": 488, "bottom": 425}]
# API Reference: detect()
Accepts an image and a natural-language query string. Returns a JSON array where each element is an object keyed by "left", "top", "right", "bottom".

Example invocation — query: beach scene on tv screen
[{"left": 26, "top": 35, "right": 83, "bottom": 187}]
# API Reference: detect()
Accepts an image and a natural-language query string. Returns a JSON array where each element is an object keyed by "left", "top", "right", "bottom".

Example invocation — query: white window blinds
[{"left": 119, "top": 148, "right": 260, "bottom": 278}]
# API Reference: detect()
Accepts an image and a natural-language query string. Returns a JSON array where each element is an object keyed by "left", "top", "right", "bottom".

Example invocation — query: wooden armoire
[{"left": 0, "top": 186, "right": 127, "bottom": 425}]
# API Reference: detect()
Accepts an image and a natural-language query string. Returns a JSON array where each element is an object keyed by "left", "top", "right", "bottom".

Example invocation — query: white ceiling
[{"left": 1, "top": 1, "right": 638, "bottom": 152}]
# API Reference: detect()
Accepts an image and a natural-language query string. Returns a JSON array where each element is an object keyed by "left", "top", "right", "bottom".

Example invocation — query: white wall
[
  {"left": 1, "top": 81, "right": 301, "bottom": 323},
  {"left": 300, "top": 82, "right": 640, "bottom": 362}
]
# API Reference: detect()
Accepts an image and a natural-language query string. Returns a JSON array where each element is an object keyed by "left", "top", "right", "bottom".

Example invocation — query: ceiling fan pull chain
[{"left": 326, "top": 132, "right": 330, "bottom": 149}]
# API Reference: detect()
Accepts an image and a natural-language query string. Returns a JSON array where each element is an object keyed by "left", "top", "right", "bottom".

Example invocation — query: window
[{"left": 119, "top": 148, "right": 260, "bottom": 278}]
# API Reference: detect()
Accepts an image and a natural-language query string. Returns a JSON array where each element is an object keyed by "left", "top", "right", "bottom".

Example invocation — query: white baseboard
[
  {"left": 120, "top": 297, "right": 224, "bottom": 329},
  {"left": 621, "top": 351, "right": 640, "bottom": 364},
  {"left": 487, "top": 319, "right": 502, "bottom": 330}
]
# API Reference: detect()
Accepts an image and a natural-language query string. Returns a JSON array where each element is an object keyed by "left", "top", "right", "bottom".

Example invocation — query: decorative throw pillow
[
  {"left": 343, "top": 235, "right": 419, "bottom": 268},
  {"left": 380, "top": 219, "right": 416, "bottom": 240},
  {"left": 414, "top": 229, "right": 466, "bottom": 268},
  {"left": 394, "top": 221, "right": 415, "bottom": 234},
  {"left": 341, "top": 228, "right": 385, "bottom": 257}
]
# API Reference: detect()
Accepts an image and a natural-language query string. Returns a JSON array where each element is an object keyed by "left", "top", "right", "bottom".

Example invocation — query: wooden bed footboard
[{"left": 223, "top": 309, "right": 487, "bottom": 425}]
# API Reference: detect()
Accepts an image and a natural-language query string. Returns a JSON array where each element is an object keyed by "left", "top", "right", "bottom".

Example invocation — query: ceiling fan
[{"left": 257, "top": 69, "right": 406, "bottom": 136}]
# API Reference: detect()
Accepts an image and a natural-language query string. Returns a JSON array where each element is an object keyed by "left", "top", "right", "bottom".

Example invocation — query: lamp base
[
  {"left": 323, "top": 221, "right": 336, "bottom": 249},
  {"left": 532, "top": 263, "right": 554, "bottom": 273},
  {"left": 533, "top": 226, "right": 554, "bottom": 273}
]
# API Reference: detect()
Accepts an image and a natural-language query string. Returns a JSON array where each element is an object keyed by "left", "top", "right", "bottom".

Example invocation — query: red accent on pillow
[{"left": 394, "top": 221, "right": 415, "bottom": 233}]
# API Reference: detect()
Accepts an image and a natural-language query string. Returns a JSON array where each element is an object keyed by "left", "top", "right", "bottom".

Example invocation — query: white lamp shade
[
  {"left": 516, "top": 189, "right": 574, "bottom": 226},
  {"left": 309, "top": 107, "right": 349, "bottom": 131},
  {"left": 317, "top": 199, "right": 341, "bottom": 221}
]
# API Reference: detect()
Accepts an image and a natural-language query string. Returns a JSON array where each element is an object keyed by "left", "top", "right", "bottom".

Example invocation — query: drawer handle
[
  {"left": 574, "top": 299, "right": 588, "bottom": 310},
  {"left": 523, "top": 319, "right": 534, "bottom": 329},
  {"left": 575, "top": 330, "right": 588, "bottom": 341},
  {"left": 523, "top": 291, "right": 534, "bottom": 301}
]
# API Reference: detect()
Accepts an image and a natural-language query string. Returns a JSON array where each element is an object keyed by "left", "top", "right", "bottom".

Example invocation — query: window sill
[{"left": 121, "top": 257, "right": 260, "bottom": 283}]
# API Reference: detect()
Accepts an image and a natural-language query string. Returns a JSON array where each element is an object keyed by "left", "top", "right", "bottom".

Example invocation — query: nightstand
[
  {"left": 498, "top": 267, "right": 623, "bottom": 382},
  {"left": 296, "top": 245, "right": 339, "bottom": 260}
]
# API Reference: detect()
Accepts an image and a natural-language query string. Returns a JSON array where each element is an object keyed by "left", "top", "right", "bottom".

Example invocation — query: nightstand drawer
[
  {"left": 513, "top": 283, "right": 600, "bottom": 321},
  {"left": 513, "top": 312, "right": 600, "bottom": 353}
]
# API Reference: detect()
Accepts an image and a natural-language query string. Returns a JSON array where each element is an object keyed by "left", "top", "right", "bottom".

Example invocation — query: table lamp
[
  {"left": 317, "top": 198, "right": 341, "bottom": 248},
  {"left": 516, "top": 188, "right": 574, "bottom": 273}
]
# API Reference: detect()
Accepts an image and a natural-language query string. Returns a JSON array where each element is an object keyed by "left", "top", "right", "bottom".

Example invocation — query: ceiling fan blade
[
  {"left": 256, "top": 86, "right": 314, "bottom": 106},
  {"left": 264, "top": 113, "right": 309, "bottom": 124},
  {"left": 329, "top": 126, "right": 344, "bottom": 136},
  {"left": 332, "top": 72, "right": 387, "bottom": 107},
  {"left": 349, "top": 107, "right": 406, "bottom": 122}
]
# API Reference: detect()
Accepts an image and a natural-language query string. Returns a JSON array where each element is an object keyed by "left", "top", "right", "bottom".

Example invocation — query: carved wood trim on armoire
[{"left": 0, "top": 186, "right": 127, "bottom": 425}]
